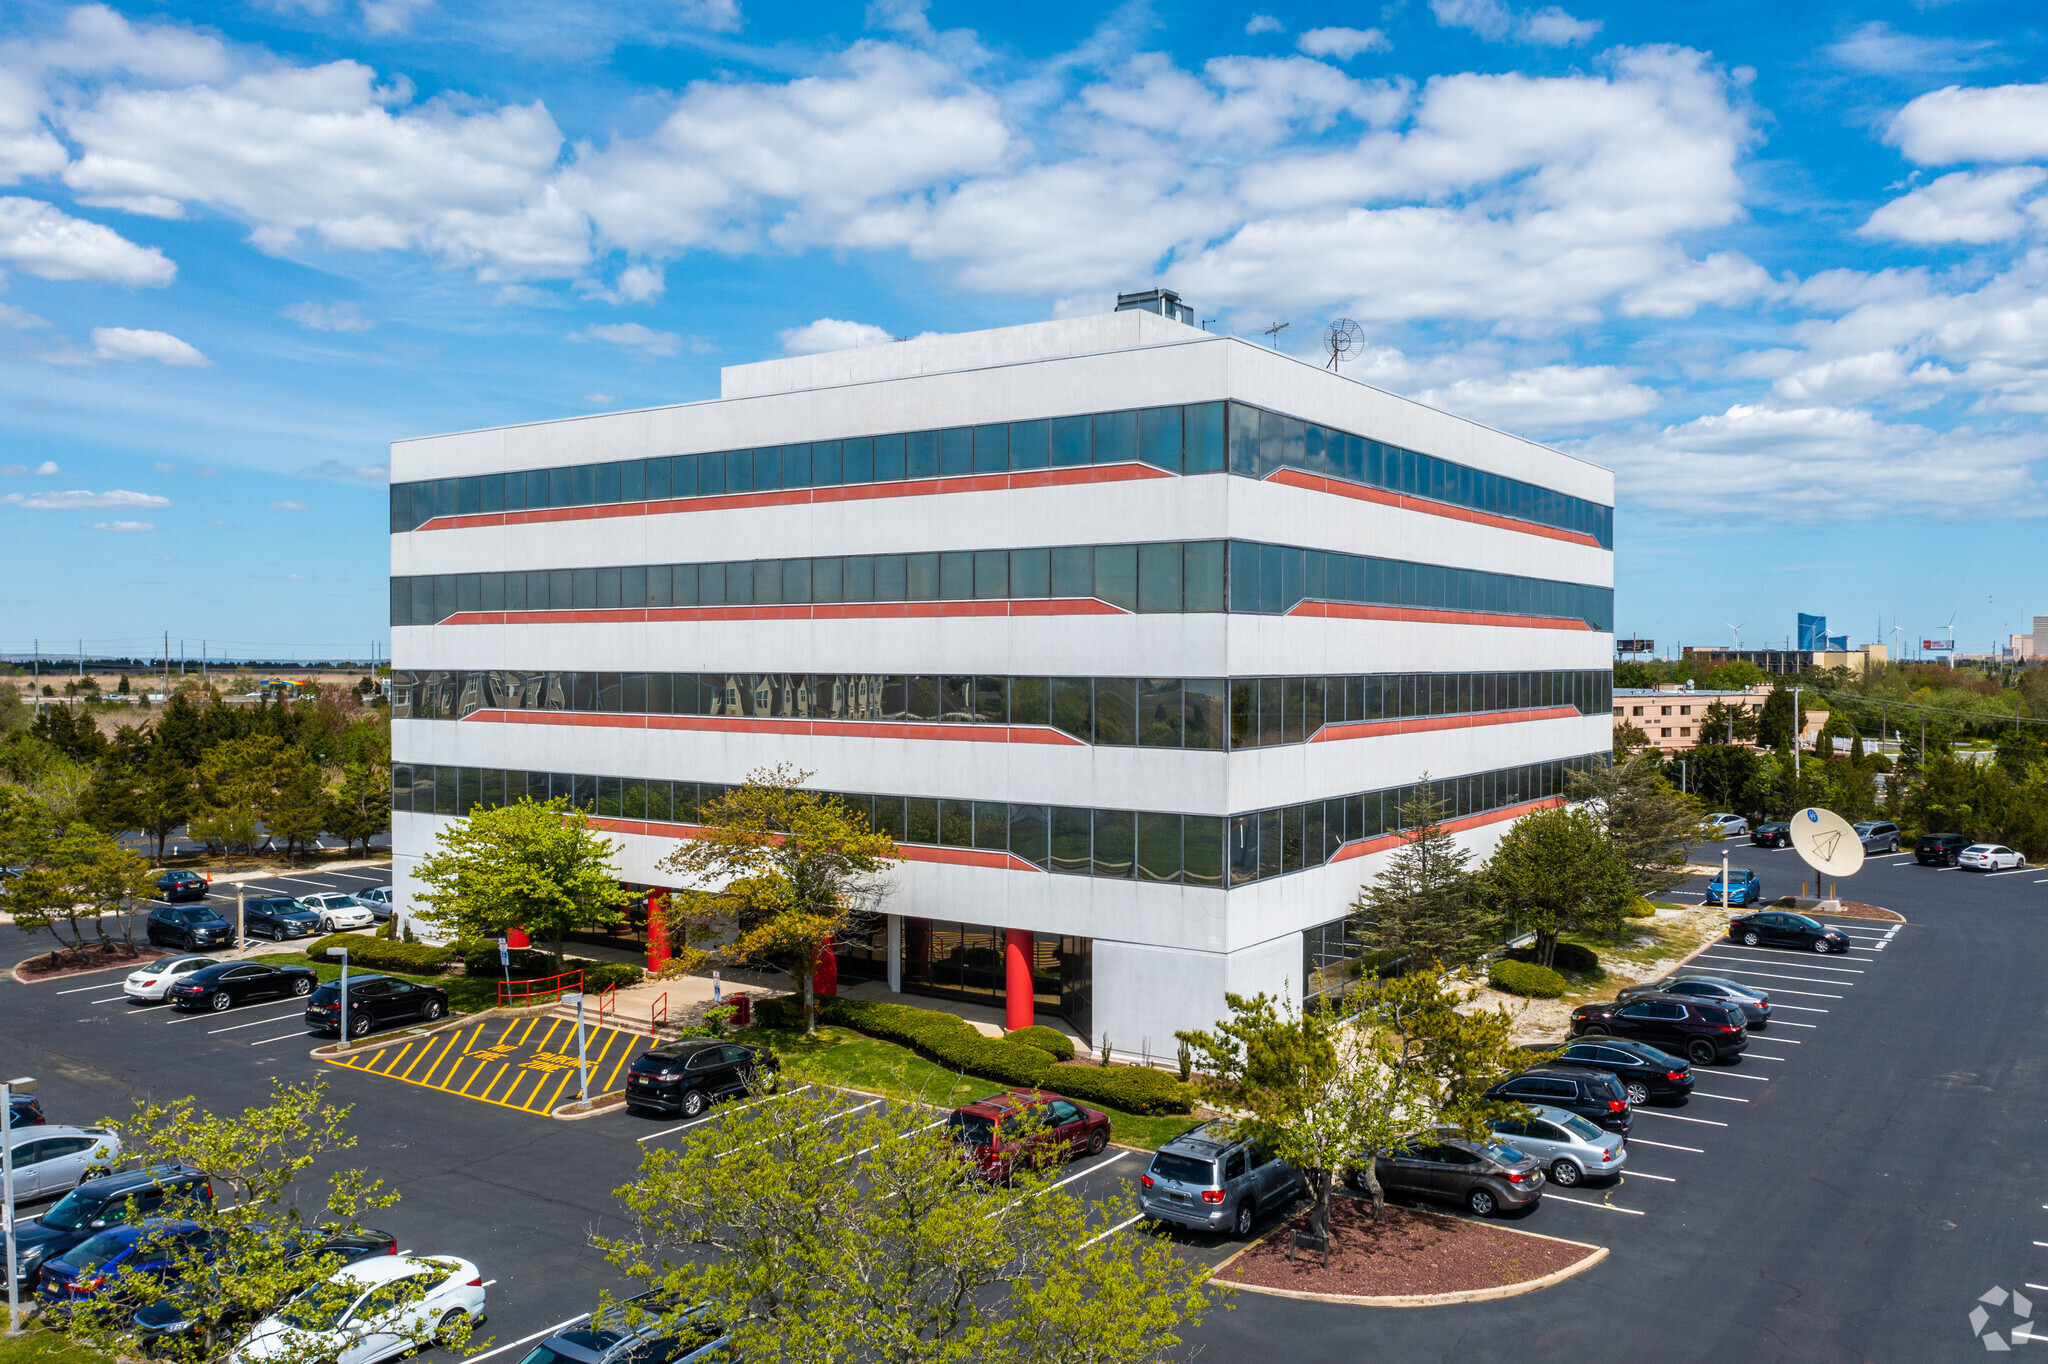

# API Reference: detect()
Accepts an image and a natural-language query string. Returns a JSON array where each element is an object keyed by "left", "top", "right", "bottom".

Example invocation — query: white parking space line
[
  {"left": 267, "top": 876, "right": 340, "bottom": 889},
  {"left": 1626, "top": 1137, "right": 1703, "bottom": 1153},
  {"left": 1543, "top": 1193, "right": 1644, "bottom": 1215},
  {"left": 1709, "top": 1071, "right": 1771, "bottom": 1082},
  {"left": 2027, "top": 1284, "right": 2048, "bottom": 1294},
  {"left": 635, "top": 1085, "right": 812, "bottom": 1142},
  {"left": 1082, "top": 1213, "right": 1144, "bottom": 1247},
  {"left": 1983, "top": 868, "right": 2035, "bottom": 878},
  {"left": 55, "top": 982, "right": 117, "bottom": 995},
  {"left": 1689, "top": 973, "right": 1842, "bottom": 995},
  {"left": 166, "top": 1004, "right": 306, "bottom": 1026},
  {"left": 1770, "top": 1004, "right": 1831, "bottom": 1012},
  {"left": 466, "top": 1314, "right": 593, "bottom": 1364},
  {"left": 249, "top": 1030, "right": 312, "bottom": 1046},
  {"left": 1624, "top": 1171, "right": 1676, "bottom": 1182},
  {"left": 837, "top": 1117, "right": 947, "bottom": 1164},
  {"left": 986, "top": 1152, "right": 1130, "bottom": 1217},
  {"left": 1741, "top": 1053, "right": 1787, "bottom": 1061},
  {"left": 1686, "top": 1091, "right": 1750, "bottom": 1103},
  {"left": 88, "top": 995, "right": 127, "bottom": 1004},
  {"left": 1700, "top": 951, "right": 1865, "bottom": 973},
  {"left": 1634, "top": 1110, "right": 1727, "bottom": 1127},
  {"left": 209, "top": 1011, "right": 307, "bottom": 1034},
  {"left": 718, "top": 1098, "right": 880, "bottom": 1157},
  {"left": 1763, "top": 1020, "right": 1818, "bottom": 1028}
]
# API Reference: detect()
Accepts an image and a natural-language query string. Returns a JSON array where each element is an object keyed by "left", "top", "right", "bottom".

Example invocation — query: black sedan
[
  {"left": 243, "top": 896, "right": 322, "bottom": 941},
  {"left": 305, "top": 975, "right": 450, "bottom": 1037},
  {"left": 1569, "top": 994, "right": 1749, "bottom": 1064},
  {"left": 1548, "top": 1038, "right": 1695, "bottom": 1106},
  {"left": 153, "top": 870, "right": 211, "bottom": 902},
  {"left": 1727, "top": 910, "right": 1850, "bottom": 954},
  {"left": 1619, "top": 974, "right": 1771, "bottom": 1026},
  {"left": 1751, "top": 823, "right": 1791, "bottom": 848},
  {"left": 8, "top": 1093, "right": 44, "bottom": 1129},
  {"left": 625, "top": 1039, "right": 781, "bottom": 1118},
  {"left": 168, "top": 961, "right": 317, "bottom": 1012}
]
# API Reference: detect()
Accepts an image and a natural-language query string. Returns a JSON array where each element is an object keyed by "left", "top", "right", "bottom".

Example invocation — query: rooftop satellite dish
[
  {"left": 1789, "top": 806, "right": 1863, "bottom": 879},
  {"left": 1323, "top": 318, "right": 1363, "bottom": 372}
]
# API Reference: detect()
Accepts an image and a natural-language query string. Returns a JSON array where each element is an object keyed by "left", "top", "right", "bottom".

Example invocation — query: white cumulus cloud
[
  {"left": 92, "top": 520, "right": 153, "bottom": 532},
  {"left": 569, "top": 322, "right": 678, "bottom": 356},
  {"left": 0, "top": 198, "right": 175, "bottom": 286},
  {"left": 1430, "top": 0, "right": 1599, "bottom": 46},
  {"left": 1296, "top": 28, "right": 1390, "bottom": 61},
  {"left": 270, "top": 500, "right": 309, "bottom": 511},
  {"left": 1861, "top": 168, "right": 2047, "bottom": 245},
  {"left": 0, "top": 488, "right": 171, "bottom": 509},
  {"left": 283, "top": 301, "right": 374, "bottom": 331},
  {"left": 0, "top": 460, "right": 60, "bottom": 475},
  {"left": 1886, "top": 83, "right": 2048, "bottom": 165},
  {"left": 778, "top": 317, "right": 895, "bottom": 354},
  {"left": 92, "top": 327, "right": 211, "bottom": 366}
]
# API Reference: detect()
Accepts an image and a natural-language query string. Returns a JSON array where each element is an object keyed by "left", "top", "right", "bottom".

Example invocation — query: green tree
[
  {"left": 1758, "top": 688, "right": 1808, "bottom": 753},
  {"left": 1359, "top": 969, "right": 1526, "bottom": 1140},
  {"left": 658, "top": 764, "right": 898, "bottom": 1034},
  {"left": 1568, "top": 753, "right": 1703, "bottom": 898},
  {"left": 5, "top": 820, "right": 156, "bottom": 959},
  {"left": 190, "top": 736, "right": 274, "bottom": 870},
  {"left": 1178, "top": 991, "right": 1422, "bottom": 1230},
  {"left": 1613, "top": 719, "right": 1652, "bottom": 756},
  {"left": 1479, "top": 806, "right": 1637, "bottom": 969},
  {"left": 593, "top": 1087, "right": 1207, "bottom": 1364},
  {"left": 412, "top": 796, "right": 633, "bottom": 970},
  {"left": 0, "top": 681, "right": 29, "bottom": 736},
  {"left": 327, "top": 759, "right": 392, "bottom": 855},
  {"left": 265, "top": 747, "right": 330, "bottom": 862},
  {"left": 1348, "top": 780, "right": 1490, "bottom": 968},
  {"left": 135, "top": 744, "right": 198, "bottom": 864}
]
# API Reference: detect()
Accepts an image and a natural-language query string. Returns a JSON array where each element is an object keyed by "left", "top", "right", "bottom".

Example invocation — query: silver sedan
[{"left": 1488, "top": 1103, "right": 1627, "bottom": 1188}]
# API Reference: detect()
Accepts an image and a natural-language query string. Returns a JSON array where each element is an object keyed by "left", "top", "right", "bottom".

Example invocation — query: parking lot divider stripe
[
  {"left": 1633, "top": 1110, "right": 1727, "bottom": 1127},
  {"left": 373, "top": 1042, "right": 415, "bottom": 1075},
  {"left": 530, "top": 1064, "right": 578, "bottom": 1114},
  {"left": 1699, "top": 952, "right": 1864, "bottom": 974},
  {"left": 1624, "top": 1137, "right": 1703, "bottom": 1153},
  {"left": 598, "top": 1040, "right": 635, "bottom": 1094},
  {"left": 420, "top": 1026, "right": 478, "bottom": 1086},
  {"left": 398, "top": 1030, "right": 455, "bottom": 1082},
  {"left": 1542, "top": 1193, "right": 1644, "bottom": 1215},
  {"left": 473, "top": 1058, "right": 522, "bottom": 1105}
]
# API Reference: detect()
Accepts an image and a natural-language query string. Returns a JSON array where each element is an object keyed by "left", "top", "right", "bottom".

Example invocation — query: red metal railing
[
  {"left": 497, "top": 969, "right": 583, "bottom": 1008},
  {"left": 651, "top": 992, "right": 667, "bottom": 1034},
  {"left": 596, "top": 981, "right": 617, "bottom": 1026}
]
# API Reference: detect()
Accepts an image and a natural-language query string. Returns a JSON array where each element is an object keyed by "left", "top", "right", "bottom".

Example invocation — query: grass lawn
[
  {"left": 748, "top": 1023, "right": 1201, "bottom": 1152},
  {"left": 261, "top": 953, "right": 547, "bottom": 1015},
  {"left": 0, "top": 1330, "right": 101, "bottom": 1364}
]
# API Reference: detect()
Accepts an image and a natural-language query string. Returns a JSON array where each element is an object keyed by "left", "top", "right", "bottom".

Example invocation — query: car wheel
[
  {"left": 1581, "top": 1024, "right": 1610, "bottom": 1037},
  {"left": 1813, "top": 938, "right": 1832, "bottom": 954},
  {"left": 1232, "top": 1200, "right": 1256, "bottom": 1239},
  {"left": 422, "top": 999, "right": 444, "bottom": 1021},
  {"left": 436, "top": 1310, "right": 468, "bottom": 1346},
  {"left": 1686, "top": 1038, "right": 1716, "bottom": 1065},
  {"left": 349, "top": 1014, "right": 372, "bottom": 1038},
  {"left": 1467, "top": 1187, "right": 1498, "bottom": 1217},
  {"left": 1890, "top": 840, "right": 1900, "bottom": 854},
  {"left": 210, "top": 991, "right": 232, "bottom": 1012},
  {"left": 291, "top": 976, "right": 312, "bottom": 996},
  {"left": 318, "top": 917, "right": 332, "bottom": 933},
  {"left": 681, "top": 1089, "right": 708, "bottom": 1119},
  {"left": 1624, "top": 1081, "right": 1650, "bottom": 1105},
  {"left": 1741, "top": 931, "right": 1761, "bottom": 946},
  {"left": 1549, "top": 1159, "right": 1582, "bottom": 1187},
  {"left": 1087, "top": 1128, "right": 1108, "bottom": 1156}
]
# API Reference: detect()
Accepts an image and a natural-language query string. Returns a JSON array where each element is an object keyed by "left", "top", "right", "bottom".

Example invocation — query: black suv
[
  {"left": 625, "top": 1039, "right": 779, "bottom": 1118},
  {"left": 305, "top": 974, "right": 450, "bottom": 1037},
  {"left": 1548, "top": 1038, "right": 1695, "bottom": 1105},
  {"left": 243, "top": 896, "right": 320, "bottom": 941},
  {"left": 146, "top": 904, "right": 234, "bottom": 951},
  {"left": 7, "top": 1166, "right": 212, "bottom": 1291},
  {"left": 1483, "top": 1065, "right": 1633, "bottom": 1133},
  {"left": 153, "top": 870, "right": 210, "bottom": 903},
  {"left": 1917, "top": 833, "right": 1971, "bottom": 866},
  {"left": 1570, "top": 994, "right": 1749, "bottom": 1064}
]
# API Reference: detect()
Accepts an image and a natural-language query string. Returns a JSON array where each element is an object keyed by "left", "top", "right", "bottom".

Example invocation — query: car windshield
[
  {"left": 1478, "top": 1141, "right": 1525, "bottom": 1165},
  {"left": 1148, "top": 1152, "right": 1218, "bottom": 1186},
  {"left": 1558, "top": 1114, "right": 1603, "bottom": 1142},
  {"left": 39, "top": 1189, "right": 104, "bottom": 1231},
  {"left": 948, "top": 1113, "right": 995, "bottom": 1146},
  {"left": 277, "top": 1280, "right": 364, "bottom": 1332},
  {"left": 1628, "top": 1041, "right": 1682, "bottom": 1065},
  {"left": 309, "top": 985, "right": 341, "bottom": 1004},
  {"left": 146, "top": 957, "right": 184, "bottom": 969},
  {"left": 66, "top": 1234, "right": 129, "bottom": 1273},
  {"left": 1789, "top": 915, "right": 1822, "bottom": 930},
  {"left": 516, "top": 1346, "right": 592, "bottom": 1364}
]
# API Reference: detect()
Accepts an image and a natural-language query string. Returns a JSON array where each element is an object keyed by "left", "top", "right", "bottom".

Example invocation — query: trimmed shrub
[
  {"left": 1625, "top": 900, "right": 1658, "bottom": 919},
  {"left": 452, "top": 939, "right": 557, "bottom": 979},
  {"left": 309, "top": 933, "right": 456, "bottom": 975},
  {"left": 1509, "top": 941, "right": 1601, "bottom": 975},
  {"left": 1040, "top": 1061, "right": 1191, "bottom": 1116},
  {"left": 1006, "top": 1024, "right": 1076, "bottom": 1062},
  {"left": 579, "top": 961, "right": 645, "bottom": 992},
  {"left": 1489, "top": 958, "right": 1567, "bottom": 999}
]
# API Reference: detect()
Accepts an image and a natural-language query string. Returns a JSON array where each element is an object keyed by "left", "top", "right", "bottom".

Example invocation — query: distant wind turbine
[{"left": 1725, "top": 621, "right": 1745, "bottom": 650}]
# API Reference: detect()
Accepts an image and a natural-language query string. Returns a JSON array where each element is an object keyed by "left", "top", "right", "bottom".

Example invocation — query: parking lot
[
  {"left": 3, "top": 850, "right": 2044, "bottom": 1362},
  {"left": 324, "top": 1015, "right": 644, "bottom": 1115}
]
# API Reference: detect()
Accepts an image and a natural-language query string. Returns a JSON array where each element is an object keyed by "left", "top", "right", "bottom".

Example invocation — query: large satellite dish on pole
[{"left": 1789, "top": 807, "right": 1863, "bottom": 879}]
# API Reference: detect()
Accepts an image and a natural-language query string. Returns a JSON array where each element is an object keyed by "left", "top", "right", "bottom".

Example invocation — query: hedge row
[
  {"left": 757, "top": 996, "right": 1192, "bottom": 1115},
  {"left": 1008, "top": 1024, "right": 1076, "bottom": 1063},
  {"left": 1507, "top": 941, "right": 1602, "bottom": 975},
  {"left": 306, "top": 934, "right": 644, "bottom": 991},
  {"left": 1489, "top": 958, "right": 1568, "bottom": 999},
  {"left": 309, "top": 933, "right": 456, "bottom": 973}
]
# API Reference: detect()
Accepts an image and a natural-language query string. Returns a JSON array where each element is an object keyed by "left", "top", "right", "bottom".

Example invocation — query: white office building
[{"left": 386, "top": 295, "right": 1614, "bottom": 1053}]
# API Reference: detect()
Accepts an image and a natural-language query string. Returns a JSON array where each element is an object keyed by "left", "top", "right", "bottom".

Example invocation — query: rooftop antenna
[
  {"left": 1725, "top": 621, "right": 1745, "bottom": 650},
  {"left": 1262, "top": 321, "right": 1290, "bottom": 349},
  {"left": 1322, "top": 318, "right": 1363, "bottom": 372}
]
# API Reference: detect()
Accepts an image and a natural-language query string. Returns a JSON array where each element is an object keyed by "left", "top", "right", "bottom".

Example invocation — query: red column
[
  {"left": 814, "top": 939, "right": 839, "bottom": 997},
  {"left": 644, "top": 891, "right": 669, "bottom": 973},
  {"left": 1004, "top": 929, "right": 1034, "bottom": 1032}
]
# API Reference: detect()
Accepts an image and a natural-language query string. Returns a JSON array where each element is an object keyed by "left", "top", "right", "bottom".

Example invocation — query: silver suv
[
  {"left": 1138, "top": 1121, "right": 1303, "bottom": 1239},
  {"left": 1853, "top": 821, "right": 1900, "bottom": 854}
]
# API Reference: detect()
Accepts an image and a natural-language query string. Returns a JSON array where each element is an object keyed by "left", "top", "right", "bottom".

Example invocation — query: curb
[
  {"left": 551, "top": 1091, "right": 628, "bottom": 1121},
  {"left": 12, "top": 955, "right": 148, "bottom": 986},
  {"left": 1209, "top": 1215, "right": 1608, "bottom": 1308}
]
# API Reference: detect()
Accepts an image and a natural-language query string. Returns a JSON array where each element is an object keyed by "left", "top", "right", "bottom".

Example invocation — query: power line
[{"left": 1807, "top": 686, "right": 2048, "bottom": 729}]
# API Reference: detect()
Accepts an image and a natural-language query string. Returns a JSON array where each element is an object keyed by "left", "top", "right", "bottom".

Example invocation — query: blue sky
[{"left": 0, "top": 0, "right": 2043, "bottom": 664}]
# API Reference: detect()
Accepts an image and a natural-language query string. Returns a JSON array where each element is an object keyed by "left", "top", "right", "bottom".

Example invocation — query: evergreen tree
[
  {"left": 1568, "top": 753, "right": 1703, "bottom": 898},
  {"left": 326, "top": 760, "right": 392, "bottom": 856},
  {"left": 1478, "top": 806, "right": 1636, "bottom": 969},
  {"left": 1348, "top": 779, "right": 1490, "bottom": 968}
]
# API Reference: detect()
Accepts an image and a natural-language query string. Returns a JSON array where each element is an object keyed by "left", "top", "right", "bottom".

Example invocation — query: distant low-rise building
[
  {"left": 1681, "top": 642, "right": 1887, "bottom": 677},
  {"left": 1614, "top": 684, "right": 1771, "bottom": 752}
]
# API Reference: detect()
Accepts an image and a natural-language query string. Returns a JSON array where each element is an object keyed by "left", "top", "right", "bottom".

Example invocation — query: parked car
[
  {"left": 1570, "top": 994, "right": 1749, "bottom": 1064},
  {"left": 1483, "top": 1065, "right": 1633, "bottom": 1134},
  {"left": 1487, "top": 1103, "right": 1626, "bottom": 1188},
  {"left": 168, "top": 961, "right": 316, "bottom": 1013},
  {"left": 1358, "top": 1132, "right": 1544, "bottom": 1218},
  {"left": 1960, "top": 844, "right": 2027, "bottom": 872},
  {"left": 1852, "top": 821, "right": 1901, "bottom": 854},
  {"left": 306, "top": 975, "right": 449, "bottom": 1038},
  {"left": 235, "top": 1253, "right": 487, "bottom": 1364},
  {"left": 123, "top": 954, "right": 221, "bottom": 1003},
  {"left": 131, "top": 1228, "right": 398, "bottom": 1346},
  {"left": 1547, "top": 1037, "right": 1695, "bottom": 1105},
  {"left": 947, "top": 1089, "right": 1112, "bottom": 1182},
  {"left": 244, "top": 896, "right": 323, "bottom": 941},
  {"left": 1138, "top": 1120, "right": 1303, "bottom": 1239},
  {"left": 1703, "top": 813, "right": 1750, "bottom": 839},
  {"left": 8, "top": 1092, "right": 45, "bottom": 1128},
  {"left": 1704, "top": 866, "right": 1762, "bottom": 907},
  {"left": 355, "top": 887, "right": 396, "bottom": 921},
  {"left": 1727, "top": 909, "right": 1851, "bottom": 953},
  {"left": 152, "top": 870, "right": 211, "bottom": 903},
  {"left": 1752, "top": 822, "right": 1792, "bottom": 848},
  {"left": 625, "top": 1039, "right": 781, "bottom": 1119},
  {"left": 146, "top": 904, "right": 235, "bottom": 951},
  {"left": 1617, "top": 975, "right": 1772, "bottom": 1027},
  {"left": 1, "top": 1127, "right": 120, "bottom": 1202},
  {"left": 511, "top": 1291, "right": 727, "bottom": 1364},
  {"left": 9, "top": 1166, "right": 212, "bottom": 1293},
  {"left": 1916, "top": 833, "right": 1972, "bottom": 866},
  {"left": 39, "top": 1219, "right": 221, "bottom": 1307},
  {"left": 296, "top": 894, "right": 378, "bottom": 932}
]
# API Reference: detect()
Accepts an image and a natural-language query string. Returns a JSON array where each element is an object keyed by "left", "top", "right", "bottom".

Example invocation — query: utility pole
[
  {"left": 1793, "top": 685, "right": 1802, "bottom": 783},
  {"left": 163, "top": 630, "right": 170, "bottom": 704},
  {"left": 1262, "top": 321, "right": 1290, "bottom": 348}
]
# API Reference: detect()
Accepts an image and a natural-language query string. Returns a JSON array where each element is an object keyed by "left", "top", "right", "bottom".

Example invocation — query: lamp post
[
  {"left": 562, "top": 992, "right": 589, "bottom": 1105},
  {"left": 3, "top": 1075, "right": 36, "bottom": 1335},
  {"left": 326, "top": 946, "right": 350, "bottom": 1051},
  {"left": 1721, "top": 848, "right": 1731, "bottom": 914},
  {"left": 1792, "top": 685, "right": 1803, "bottom": 782}
]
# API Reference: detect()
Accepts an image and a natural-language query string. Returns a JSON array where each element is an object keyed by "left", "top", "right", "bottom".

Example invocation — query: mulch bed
[
  {"left": 15, "top": 942, "right": 147, "bottom": 981},
  {"left": 1218, "top": 1198, "right": 1594, "bottom": 1299},
  {"left": 1830, "top": 901, "right": 1905, "bottom": 923}
]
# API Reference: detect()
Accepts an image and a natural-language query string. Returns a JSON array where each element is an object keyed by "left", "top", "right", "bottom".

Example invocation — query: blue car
[
  {"left": 38, "top": 1219, "right": 218, "bottom": 1306},
  {"left": 243, "top": 896, "right": 322, "bottom": 941},
  {"left": 1705, "top": 868, "right": 1761, "bottom": 908}
]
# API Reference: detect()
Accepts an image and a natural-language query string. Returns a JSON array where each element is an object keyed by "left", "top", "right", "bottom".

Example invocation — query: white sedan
[
  {"left": 1703, "top": 813, "right": 1750, "bottom": 839},
  {"left": 124, "top": 954, "right": 222, "bottom": 1002},
  {"left": 1959, "top": 844, "right": 2026, "bottom": 872},
  {"left": 298, "top": 894, "right": 377, "bottom": 932},
  {"left": 237, "top": 1255, "right": 486, "bottom": 1364}
]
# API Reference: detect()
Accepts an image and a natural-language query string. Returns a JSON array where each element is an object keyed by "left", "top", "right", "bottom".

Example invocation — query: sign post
[
  {"left": 326, "top": 947, "right": 349, "bottom": 1050},
  {"left": 497, "top": 936, "right": 511, "bottom": 999},
  {"left": 3, "top": 1075, "right": 36, "bottom": 1335},
  {"left": 563, "top": 992, "right": 589, "bottom": 1106}
]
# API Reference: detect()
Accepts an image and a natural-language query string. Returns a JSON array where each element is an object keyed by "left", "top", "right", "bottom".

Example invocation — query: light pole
[
  {"left": 326, "top": 946, "right": 350, "bottom": 1050},
  {"left": 1721, "top": 848, "right": 1731, "bottom": 915},
  {"left": 3, "top": 1074, "right": 36, "bottom": 1335},
  {"left": 563, "top": 992, "right": 589, "bottom": 1105},
  {"left": 1792, "top": 685, "right": 1803, "bottom": 783}
]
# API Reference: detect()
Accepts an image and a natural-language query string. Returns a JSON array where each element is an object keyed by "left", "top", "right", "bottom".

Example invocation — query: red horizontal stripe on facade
[
  {"left": 432, "top": 598, "right": 1129, "bottom": 627},
  {"left": 1288, "top": 601, "right": 1593, "bottom": 632},
  {"left": 1266, "top": 468, "right": 1605, "bottom": 549},
  {"left": 412, "top": 462, "right": 1174, "bottom": 532},
  {"left": 581, "top": 813, "right": 1041, "bottom": 873},
  {"left": 457, "top": 708, "right": 1088, "bottom": 746},
  {"left": 1311, "top": 706, "right": 1584, "bottom": 743},
  {"left": 1328, "top": 796, "right": 1567, "bottom": 863}
]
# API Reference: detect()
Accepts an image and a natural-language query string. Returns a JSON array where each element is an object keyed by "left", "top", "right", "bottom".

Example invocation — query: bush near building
[{"left": 1488, "top": 959, "right": 1567, "bottom": 998}]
